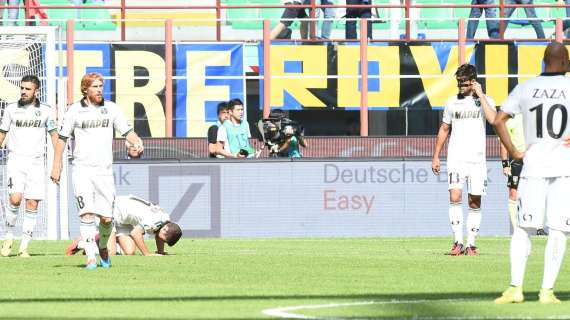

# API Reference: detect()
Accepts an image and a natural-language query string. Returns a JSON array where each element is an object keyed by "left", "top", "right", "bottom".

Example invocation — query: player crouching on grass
[{"left": 66, "top": 195, "right": 182, "bottom": 256}]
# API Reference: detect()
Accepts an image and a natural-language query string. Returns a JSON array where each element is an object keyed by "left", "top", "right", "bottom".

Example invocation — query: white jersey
[
  {"left": 501, "top": 73, "right": 570, "bottom": 177},
  {"left": 443, "top": 94, "right": 495, "bottom": 164},
  {"left": 0, "top": 101, "right": 57, "bottom": 160},
  {"left": 59, "top": 99, "right": 132, "bottom": 169},
  {"left": 113, "top": 195, "right": 170, "bottom": 234}
]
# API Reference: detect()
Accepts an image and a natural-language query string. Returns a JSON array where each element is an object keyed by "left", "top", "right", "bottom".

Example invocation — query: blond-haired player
[
  {"left": 51, "top": 72, "right": 143, "bottom": 270},
  {"left": 0, "top": 75, "right": 58, "bottom": 258}
]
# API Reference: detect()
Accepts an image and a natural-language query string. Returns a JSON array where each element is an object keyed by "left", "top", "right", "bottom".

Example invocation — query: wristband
[{"left": 501, "top": 160, "right": 510, "bottom": 168}]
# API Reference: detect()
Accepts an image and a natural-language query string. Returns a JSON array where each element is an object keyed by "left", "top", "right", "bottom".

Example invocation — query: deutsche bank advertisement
[{"left": 67, "top": 160, "right": 510, "bottom": 238}]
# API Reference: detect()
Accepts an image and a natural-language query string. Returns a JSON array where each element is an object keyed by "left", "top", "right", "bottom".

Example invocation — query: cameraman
[{"left": 277, "top": 126, "right": 307, "bottom": 158}]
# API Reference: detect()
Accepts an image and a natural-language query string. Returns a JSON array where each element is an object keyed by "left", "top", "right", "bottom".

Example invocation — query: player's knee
[
  {"left": 468, "top": 195, "right": 481, "bottom": 208},
  {"left": 100, "top": 217, "right": 113, "bottom": 225},
  {"left": 449, "top": 192, "right": 462, "bottom": 203},
  {"left": 9, "top": 194, "right": 22, "bottom": 207},
  {"left": 79, "top": 213, "right": 95, "bottom": 223},
  {"left": 508, "top": 189, "right": 518, "bottom": 201},
  {"left": 25, "top": 199, "right": 38, "bottom": 212}
]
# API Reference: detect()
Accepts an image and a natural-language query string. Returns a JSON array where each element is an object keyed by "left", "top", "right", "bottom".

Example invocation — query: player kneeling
[{"left": 66, "top": 195, "right": 182, "bottom": 256}]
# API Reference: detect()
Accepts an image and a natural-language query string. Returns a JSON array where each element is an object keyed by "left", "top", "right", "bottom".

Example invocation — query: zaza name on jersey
[{"left": 532, "top": 88, "right": 567, "bottom": 99}]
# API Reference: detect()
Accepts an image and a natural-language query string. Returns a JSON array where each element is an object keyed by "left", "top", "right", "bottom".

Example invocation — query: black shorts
[
  {"left": 507, "top": 159, "right": 523, "bottom": 190},
  {"left": 280, "top": 1, "right": 308, "bottom": 26}
]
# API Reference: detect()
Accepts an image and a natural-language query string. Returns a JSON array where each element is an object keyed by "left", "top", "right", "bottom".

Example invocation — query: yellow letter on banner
[
  {"left": 337, "top": 45, "right": 400, "bottom": 107},
  {"left": 0, "top": 49, "right": 29, "bottom": 103},
  {"left": 115, "top": 51, "right": 166, "bottom": 137},
  {"left": 270, "top": 46, "right": 327, "bottom": 108},
  {"left": 410, "top": 45, "right": 474, "bottom": 107},
  {"left": 517, "top": 45, "right": 545, "bottom": 84},
  {"left": 59, "top": 50, "right": 103, "bottom": 102},
  {"left": 186, "top": 51, "right": 230, "bottom": 137},
  {"left": 484, "top": 45, "right": 509, "bottom": 105}
]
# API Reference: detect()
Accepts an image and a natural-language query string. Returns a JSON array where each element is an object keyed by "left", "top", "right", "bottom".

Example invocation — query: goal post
[{"left": 0, "top": 26, "right": 61, "bottom": 240}]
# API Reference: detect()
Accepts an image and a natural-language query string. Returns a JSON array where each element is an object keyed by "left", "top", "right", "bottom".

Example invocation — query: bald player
[{"left": 495, "top": 42, "right": 570, "bottom": 304}]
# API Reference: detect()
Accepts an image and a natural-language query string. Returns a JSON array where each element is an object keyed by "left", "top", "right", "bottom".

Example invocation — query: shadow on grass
[{"left": 0, "top": 291, "right": 566, "bottom": 303}]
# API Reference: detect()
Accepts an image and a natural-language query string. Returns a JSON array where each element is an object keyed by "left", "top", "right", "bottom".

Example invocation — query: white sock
[
  {"left": 4, "top": 203, "right": 19, "bottom": 240},
  {"left": 449, "top": 202, "right": 463, "bottom": 244},
  {"left": 467, "top": 208, "right": 482, "bottom": 247},
  {"left": 510, "top": 227, "right": 532, "bottom": 287},
  {"left": 19, "top": 209, "right": 37, "bottom": 251},
  {"left": 79, "top": 220, "right": 97, "bottom": 261},
  {"left": 508, "top": 199, "right": 517, "bottom": 230},
  {"left": 542, "top": 228, "right": 567, "bottom": 290},
  {"left": 98, "top": 222, "right": 112, "bottom": 250}
]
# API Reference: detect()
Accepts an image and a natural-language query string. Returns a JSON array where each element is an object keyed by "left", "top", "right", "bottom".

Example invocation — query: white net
[{"left": 0, "top": 28, "right": 57, "bottom": 240}]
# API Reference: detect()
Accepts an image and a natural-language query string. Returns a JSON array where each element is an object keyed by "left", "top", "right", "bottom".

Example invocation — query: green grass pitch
[{"left": 0, "top": 237, "right": 569, "bottom": 319}]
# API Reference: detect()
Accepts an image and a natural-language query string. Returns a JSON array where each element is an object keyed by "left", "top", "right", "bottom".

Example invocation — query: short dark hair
[
  {"left": 21, "top": 75, "right": 40, "bottom": 89},
  {"left": 455, "top": 64, "right": 477, "bottom": 81},
  {"left": 163, "top": 222, "right": 182, "bottom": 246},
  {"left": 227, "top": 98, "right": 243, "bottom": 110},
  {"left": 217, "top": 101, "right": 228, "bottom": 115}
]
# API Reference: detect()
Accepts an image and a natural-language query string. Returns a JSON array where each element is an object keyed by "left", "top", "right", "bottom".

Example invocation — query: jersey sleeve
[
  {"left": 46, "top": 106, "right": 58, "bottom": 133},
  {"left": 58, "top": 107, "right": 76, "bottom": 139},
  {"left": 217, "top": 125, "right": 228, "bottom": 143},
  {"left": 112, "top": 105, "right": 133, "bottom": 136},
  {"left": 207, "top": 125, "right": 218, "bottom": 144},
  {"left": 442, "top": 99, "right": 452, "bottom": 125},
  {"left": 500, "top": 84, "right": 522, "bottom": 116},
  {"left": 0, "top": 105, "right": 12, "bottom": 133}
]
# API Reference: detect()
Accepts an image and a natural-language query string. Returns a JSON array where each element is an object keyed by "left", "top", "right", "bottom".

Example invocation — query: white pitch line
[{"left": 262, "top": 299, "right": 570, "bottom": 320}]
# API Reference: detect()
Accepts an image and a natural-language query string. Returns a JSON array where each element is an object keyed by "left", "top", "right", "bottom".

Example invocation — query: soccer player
[
  {"left": 217, "top": 98, "right": 255, "bottom": 158},
  {"left": 66, "top": 195, "right": 182, "bottom": 257},
  {"left": 499, "top": 114, "right": 547, "bottom": 235},
  {"left": 207, "top": 102, "right": 229, "bottom": 158},
  {"left": 431, "top": 63, "right": 497, "bottom": 256},
  {"left": 50, "top": 72, "right": 143, "bottom": 269},
  {"left": 0, "top": 75, "right": 58, "bottom": 258},
  {"left": 494, "top": 42, "right": 570, "bottom": 305}
]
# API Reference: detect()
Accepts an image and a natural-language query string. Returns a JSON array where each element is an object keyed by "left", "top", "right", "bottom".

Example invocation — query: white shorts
[
  {"left": 447, "top": 161, "right": 487, "bottom": 196},
  {"left": 72, "top": 166, "right": 115, "bottom": 218},
  {"left": 6, "top": 157, "right": 45, "bottom": 200},
  {"left": 517, "top": 176, "right": 570, "bottom": 232},
  {"left": 115, "top": 223, "right": 133, "bottom": 237}
]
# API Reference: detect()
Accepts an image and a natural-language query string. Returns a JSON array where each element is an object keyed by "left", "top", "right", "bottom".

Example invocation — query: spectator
[
  {"left": 216, "top": 98, "right": 255, "bottom": 158},
  {"left": 503, "top": 0, "right": 545, "bottom": 39},
  {"left": 317, "top": 0, "right": 336, "bottom": 39},
  {"left": 0, "top": 0, "right": 20, "bottom": 26},
  {"left": 207, "top": 102, "right": 229, "bottom": 158},
  {"left": 345, "top": 0, "right": 373, "bottom": 39},
  {"left": 466, "top": 0, "right": 500, "bottom": 39},
  {"left": 270, "top": 0, "right": 310, "bottom": 40}
]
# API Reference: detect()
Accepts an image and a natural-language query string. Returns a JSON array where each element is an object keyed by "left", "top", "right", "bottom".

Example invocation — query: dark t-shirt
[{"left": 207, "top": 125, "right": 219, "bottom": 158}]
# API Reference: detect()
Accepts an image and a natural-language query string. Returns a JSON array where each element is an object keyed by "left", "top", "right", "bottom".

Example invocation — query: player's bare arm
[
  {"left": 0, "top": 131, "right": 6, "bottom": 148},
  {"left": 155, "top": 233, "right": 166, "bottom": 255},
  {"left": 493, "top": 112, "right": 523, "bottom": 160},
  {"left": 499, "top": 143, "right": 511, "bottom": 176},
  {"left": 50, "top": 138, "right": 67, "bottom": 184},
  {"left": 472, "top": 81, "right": 496, "bottom": 124},
  {"left": 49, "top": 130, "right": 58, "bottom": 150},
  {"left": 432, "top": 122, "right": 450, "bottom": 175},
  {"left": 130, "top": 226, "right": 153, "bottom": 256}
]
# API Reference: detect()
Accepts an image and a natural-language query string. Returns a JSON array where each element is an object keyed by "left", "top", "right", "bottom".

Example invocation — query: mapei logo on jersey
[
  {"left": 149, "top": 165, "right": 221, "bottom": 238},
  {"left": 15, "top": 119, "right": 42, "bottom": 128},
  {"left": 452, "top": 110, "right": 482, "bottom": 120},
  {"left": 79, "top": 119, "right": 110, "bottom": 129}
]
